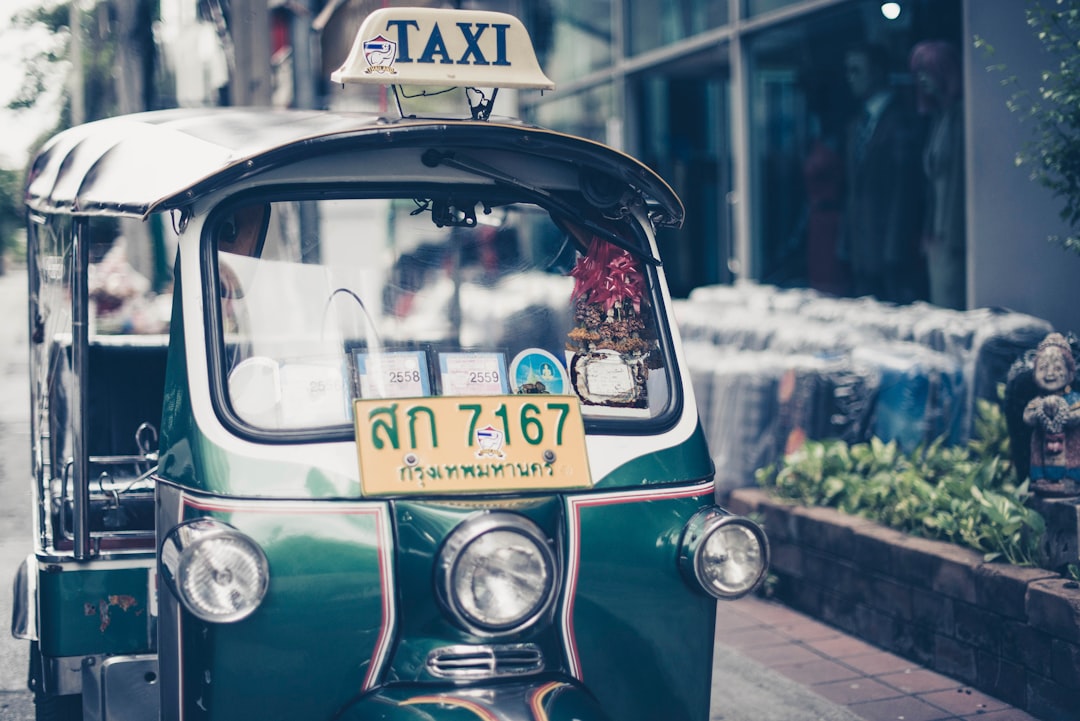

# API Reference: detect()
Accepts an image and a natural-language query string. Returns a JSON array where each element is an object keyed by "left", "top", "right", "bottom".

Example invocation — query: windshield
[{"left": 209, "top": 194, "right": 674, "bottom": 434}]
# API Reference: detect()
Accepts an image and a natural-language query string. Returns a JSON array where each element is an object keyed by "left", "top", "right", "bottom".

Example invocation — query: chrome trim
[
  {"left": 435, "top": 512, "right": 557, "bottom": 636},
  {"left": 41, "top": 653, "right": 93, "bottom": 696},
  {"left": 81, "top": 654, "right": 159, "bottom": 721},
  {"left": 426, "top": 643, "right": 544, "bottom": 679},
  {"left": 71, "top": 219, "right": 90, "bottom": 560},
  {"left": 678, "top": 507, "right": 769, "bottom": 600},
  {"left": 159, "top": 518, "right": 270, "bottom": 623},
  {"left": 11, "top": 557, "right": 34, "bottom": 640}
]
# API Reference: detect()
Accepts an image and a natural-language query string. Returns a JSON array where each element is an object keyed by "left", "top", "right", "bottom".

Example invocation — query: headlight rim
[
  {"left": 680, "top": 508, "right": 769, "bottom": 600},
  {"left": 435, "top": 511, "right": 558, "bottom": 637},
  {"left": 159, "top": 518, "right": 270, "bottom": 624}
]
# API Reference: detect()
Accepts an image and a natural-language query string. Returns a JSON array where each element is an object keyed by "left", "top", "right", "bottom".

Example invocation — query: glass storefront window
[
  {"left": 746, "top": 0, "right": 965, "bottom": 307},
  {"left": 530, "top": 84, "right": 615, "bottom": 145},
  {"left": 634, "top": 52, "right": 732, "bottom": 296},
  {"left": 627, "top": 0, "right": 728, "bottom": 56},
  {"left": 527, "top": 0, "right": 614, "bottom": 79},
  {"left": 743, "top": 0, "right": 803, "bottom": 18}
]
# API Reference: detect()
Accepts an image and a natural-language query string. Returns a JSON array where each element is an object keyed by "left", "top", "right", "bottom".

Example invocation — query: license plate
[{"left": 353, "top": 395, "right": 592, "bottom": 496}]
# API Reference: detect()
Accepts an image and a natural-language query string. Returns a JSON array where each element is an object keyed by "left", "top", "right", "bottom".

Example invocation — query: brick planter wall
[{"left": 727, "top": 488, "right": 1080, "bottom": 720}]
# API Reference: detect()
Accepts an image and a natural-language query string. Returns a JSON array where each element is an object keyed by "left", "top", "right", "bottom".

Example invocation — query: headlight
[
  {"left": 436, "top": 512, "right": 557, "bottom": 635},
  {"left": 160, "top": 519, "right": 270, "bottom": 623},
  {"left": 679, "top": 508, "right": 769, "bottom": 600}
]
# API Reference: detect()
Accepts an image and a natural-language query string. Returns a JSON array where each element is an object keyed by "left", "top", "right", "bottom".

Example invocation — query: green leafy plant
[
  {"left": 1066, "top": 563, "right": 1080, "bottom": 582},
  {"left": 756, "top": 396, "right": 1046, "bottom": 567}
]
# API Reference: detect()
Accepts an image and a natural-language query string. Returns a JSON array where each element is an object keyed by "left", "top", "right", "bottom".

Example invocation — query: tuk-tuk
[{"left": 11, "top": 8, "right": 768, "bottom": 721}]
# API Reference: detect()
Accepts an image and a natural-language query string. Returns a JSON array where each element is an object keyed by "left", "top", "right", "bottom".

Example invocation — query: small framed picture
[
  {"left": 354, "top": 350, "right": 431, "bottom": 398},
  {"left": 437, "top": 351, "right": 509, "bottom": 395}
]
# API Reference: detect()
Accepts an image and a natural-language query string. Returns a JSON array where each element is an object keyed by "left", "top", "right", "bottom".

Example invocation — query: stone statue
[{"left": 1023, "top": 332, "right": 1080, "bottom": 496}]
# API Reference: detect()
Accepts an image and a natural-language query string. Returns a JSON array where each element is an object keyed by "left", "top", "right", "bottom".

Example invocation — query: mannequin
[
  {"left": 842, "top": 42, "right": 923, "bottom": 303},
  {"left": 910, "top": 40, "right": 965, "bottom": 310}
]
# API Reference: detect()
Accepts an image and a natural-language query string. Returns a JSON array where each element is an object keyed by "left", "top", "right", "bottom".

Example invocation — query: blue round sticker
[{"left": 510, "top": 349, "right": 567, "bottom": 395}]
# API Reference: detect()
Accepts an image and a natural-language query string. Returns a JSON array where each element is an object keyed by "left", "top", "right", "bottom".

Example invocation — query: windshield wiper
[{"left": 421, "top": 149, "right": 661, "bottom": 265}]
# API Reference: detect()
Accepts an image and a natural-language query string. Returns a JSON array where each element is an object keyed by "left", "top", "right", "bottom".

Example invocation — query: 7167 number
[{"left": 459, "top": 402, "right": 570, "bottom": 446}]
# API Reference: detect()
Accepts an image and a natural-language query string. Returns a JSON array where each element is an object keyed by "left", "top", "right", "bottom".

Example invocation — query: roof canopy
[{"left": 24, "top": 108, "right": 682, "bottom": 228}]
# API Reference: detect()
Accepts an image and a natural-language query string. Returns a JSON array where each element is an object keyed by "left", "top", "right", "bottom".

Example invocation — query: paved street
[
  {"left": 0, "top": 264, "right": 866, "bottom": 721},
  {"left": 0, "top": 264, "right": 34, "bottom": 719}
]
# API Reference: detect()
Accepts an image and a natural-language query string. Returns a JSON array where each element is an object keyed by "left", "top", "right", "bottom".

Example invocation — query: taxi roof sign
[{"left": 331, "top": 7, "right": 555, "bottom": 91}]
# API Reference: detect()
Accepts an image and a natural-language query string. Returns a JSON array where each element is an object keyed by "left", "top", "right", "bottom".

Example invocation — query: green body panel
[
  {"left": 592, "top": 423, "right": 713, "bottom": 488},
  {"left": 538, "top": 681, "right": 611, "bottom": 721},
  {"left": 179, "top": 503, "right": 386, "bottom": 720},
  {"left": 157, "top": 291, "right": 360, "bottom": 498},
  {"left": 37, "top": 565, "right": 152, "bottom": 657},
  {"left": 340, "top": 680, "right": 611, "bottom": 721},
  {"left": 570, "top": 489, "right": 716, "bottom": 721},
  {"left": 389, "top": 498, "right": 566, "bottom": 681}
]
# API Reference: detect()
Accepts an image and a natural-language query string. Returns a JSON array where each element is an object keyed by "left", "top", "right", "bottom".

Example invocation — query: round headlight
[
  {"left": 437, "top": 513, "right": 557, "bottom": 635},
  {"left": 160, "top": 519, "right": 270, "bottom": 623},
  {"left": 680, "top": 509, "right": 769, "bottom": 600}
]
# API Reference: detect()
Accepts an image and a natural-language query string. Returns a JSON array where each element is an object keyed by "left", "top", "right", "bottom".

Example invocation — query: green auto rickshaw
[{"left": 11, "top": 7, "right": 768, "bottom": 720}]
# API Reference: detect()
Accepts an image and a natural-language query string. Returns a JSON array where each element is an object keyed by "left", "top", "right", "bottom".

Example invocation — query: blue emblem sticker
[
  {"left": 510, "top": 349, "right": 567, "bottom": 395},
  {"left": 475, "top": 425, "right": 505, "bottom": 459},
  {"left": 363, "top": 34, "right": 398, "bottom": 75}
]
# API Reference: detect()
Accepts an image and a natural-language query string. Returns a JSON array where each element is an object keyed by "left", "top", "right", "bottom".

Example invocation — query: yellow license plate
[{"left": 353, "top": 395, "right": 592, "bottom": 496}]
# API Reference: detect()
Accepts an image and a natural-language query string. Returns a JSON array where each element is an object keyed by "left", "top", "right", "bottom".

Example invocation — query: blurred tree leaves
[
  {"left": 6, "top": 0, "right": 158, "bottom": 131},
  {"left": 0, "top": 1, "right": 160, "bottom": 270},
  {"left": 5, "top": 2, "right": 70, "bottom": 113},
  {"left": 0, "top": 168, "right": 21, "bottom": 270}
]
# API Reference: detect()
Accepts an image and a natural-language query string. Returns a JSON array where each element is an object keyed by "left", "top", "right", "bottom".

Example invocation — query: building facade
[
  {"left": 164, "top": 0, "right": 1080, "bottom": 331},
  {"left": 506, "top": 0, "right": 1080, "bottom": 332}
]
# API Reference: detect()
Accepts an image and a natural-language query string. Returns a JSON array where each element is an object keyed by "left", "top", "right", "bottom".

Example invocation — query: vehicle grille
[{"left": 426, "top": 643, "right": 544, "bottom": 679}]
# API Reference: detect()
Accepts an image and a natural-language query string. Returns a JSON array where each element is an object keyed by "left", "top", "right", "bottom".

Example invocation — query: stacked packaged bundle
[{"left": 676, "top": 282, "right": 1051, "bottom": 489}]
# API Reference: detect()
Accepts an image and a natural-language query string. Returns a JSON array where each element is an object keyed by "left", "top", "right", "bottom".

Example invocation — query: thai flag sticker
[
  {"left": 475, "top": 425, "right": 504, "bottom": 458},
  {"left": 363, "top": 35, "right": 397, "bottom": 74}
]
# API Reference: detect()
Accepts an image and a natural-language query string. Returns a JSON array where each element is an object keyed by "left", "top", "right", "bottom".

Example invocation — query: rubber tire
[
  {"left": 34, "top": 694, "right": 82, "bottom": 721},
  {"left": 28, "top": 641, "right": 82, "bottom": 721}
]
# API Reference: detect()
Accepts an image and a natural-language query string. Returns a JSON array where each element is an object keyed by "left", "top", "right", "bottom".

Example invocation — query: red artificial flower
[{"left": 569, "top": 235, "right": 644, "bottom": 313}]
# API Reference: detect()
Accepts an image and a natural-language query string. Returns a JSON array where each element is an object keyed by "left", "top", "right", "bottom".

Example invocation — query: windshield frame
[{"left": 201, "top": 184, "right": 684, "bottom": 444}]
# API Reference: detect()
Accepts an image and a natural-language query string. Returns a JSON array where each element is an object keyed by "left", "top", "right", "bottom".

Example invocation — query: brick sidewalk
[{"left": 718, "top": 595, "right": 1045, "bottom": 721}]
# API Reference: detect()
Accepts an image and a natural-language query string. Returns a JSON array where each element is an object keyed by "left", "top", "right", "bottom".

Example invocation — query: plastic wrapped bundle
[
  {"left": 702, "top": 351, "right": 878, "bottom": 492},
  {"left": 910, "top": 303, "right": 977, "bottom": 357},
  {"left": 797, "top": 295, "right": 920, "bottom": 343},
  {"left": 765, "top": 316, "right": 878, "bottom": 355},
  {"left": 771, "top": 353, "right": 879, "bottom": 452},
  {"left": 682, "top": 340, "right": 734, "bottom": 431},
  {"left": 851, "top": 342, "right": 966, "bottom": 452},
  {"left": 676, "top": 303, "right": 779, "bottom": 350},
  {"left": 687, "top": 281, "right": 821, "bottom": 314},
  {"left": 676, "top": 303, "right": 860, "bottom": 354},
  {"left": 680, "top": 282, "right": 1053, "bottom": 456},
  {"left": 703, "top": 351, "right": 789, "bottom": 493},
  {"left": 910, "top": 306, "right": 1051, "bottom": 439},
  {"left": 965, "top": 308, "right": 1052, "bottom": 402},
  {"left": 671, "top": 300, "right": 736, "bottom": 344}
]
